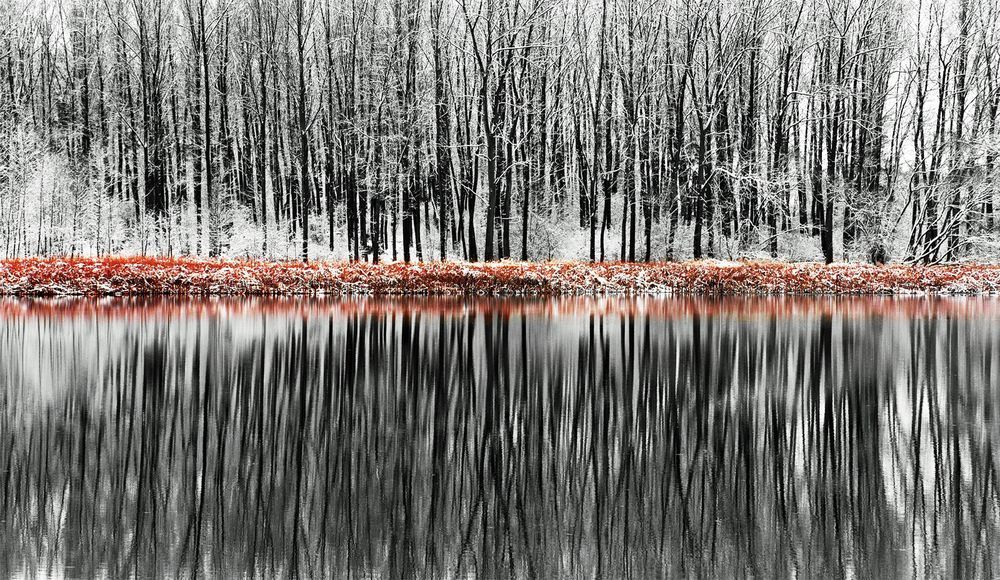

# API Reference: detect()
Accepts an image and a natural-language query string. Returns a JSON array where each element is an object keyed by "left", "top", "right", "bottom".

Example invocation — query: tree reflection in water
[{"left": 0, "top": 296, "right": 997, "bottom": 578}]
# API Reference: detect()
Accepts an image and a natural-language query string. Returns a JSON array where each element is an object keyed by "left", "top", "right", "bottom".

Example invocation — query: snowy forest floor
[{"left": 2, "top": 257, "right": 1000, "bottom": 296}]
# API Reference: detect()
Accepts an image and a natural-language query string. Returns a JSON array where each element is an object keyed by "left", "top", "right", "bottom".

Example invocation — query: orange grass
[{"left": 2, "top": 256, "right": 1000, "bottom": 296}]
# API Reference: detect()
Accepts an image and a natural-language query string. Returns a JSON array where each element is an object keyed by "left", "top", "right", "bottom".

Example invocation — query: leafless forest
[{"left": 0, "top": 0, "right": 997, "bottom": 263}]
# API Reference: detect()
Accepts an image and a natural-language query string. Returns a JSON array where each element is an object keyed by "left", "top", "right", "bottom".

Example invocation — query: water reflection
[{"left": 0, "top": 296, "right": 998, "bottom": 578}]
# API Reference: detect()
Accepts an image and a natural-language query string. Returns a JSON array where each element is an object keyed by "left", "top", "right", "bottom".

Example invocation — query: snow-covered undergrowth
[{"left": 2, "top": 257, "right": 1000, "bottom": 296}]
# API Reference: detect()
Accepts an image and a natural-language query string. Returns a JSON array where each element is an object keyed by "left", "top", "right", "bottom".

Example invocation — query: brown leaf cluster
[{"left": 2, "top": 257, "right": 1000, "bottom": 297}]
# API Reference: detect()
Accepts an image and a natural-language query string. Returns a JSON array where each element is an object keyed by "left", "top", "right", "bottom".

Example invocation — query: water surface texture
[{"left": 1, "top": 296, "right": 998, "bottom": 578}]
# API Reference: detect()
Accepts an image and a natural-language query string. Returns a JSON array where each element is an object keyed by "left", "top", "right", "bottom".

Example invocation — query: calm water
[{"left": 0, "top": 296, "right": 998, "bottom": 578}]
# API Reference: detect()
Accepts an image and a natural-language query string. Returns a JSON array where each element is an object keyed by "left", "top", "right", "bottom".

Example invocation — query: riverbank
[{"left": 1, "top": 257, "right": 1000, "bottom": 296}]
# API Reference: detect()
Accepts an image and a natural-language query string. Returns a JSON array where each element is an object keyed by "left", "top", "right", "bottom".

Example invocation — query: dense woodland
[{"left": 0, "top": 0, "right": 998, "bottom": 263}]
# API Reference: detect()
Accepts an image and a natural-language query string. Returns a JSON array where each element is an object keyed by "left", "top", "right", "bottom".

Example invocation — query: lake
[{"left": 0, "top": 296, "right": 998, "bottom": 578}]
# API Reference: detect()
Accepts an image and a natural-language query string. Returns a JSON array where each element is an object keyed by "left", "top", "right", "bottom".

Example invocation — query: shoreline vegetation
[{"left": 2, "top": 257, "right": 1000, "bottom": 296}]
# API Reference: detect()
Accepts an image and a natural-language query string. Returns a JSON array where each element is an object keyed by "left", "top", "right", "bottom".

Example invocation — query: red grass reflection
[{"left": 1, "top": 294, "right": 998, "bottom": 322}]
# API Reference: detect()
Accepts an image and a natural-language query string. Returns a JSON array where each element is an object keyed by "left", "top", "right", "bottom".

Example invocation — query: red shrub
[{"left": 1, "top": 257, "right": 1000, "bottom": 296}]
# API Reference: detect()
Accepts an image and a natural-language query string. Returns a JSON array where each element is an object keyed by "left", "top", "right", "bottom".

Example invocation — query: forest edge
[{"left": 2, "top": 257, "right": 1000, "bottom": 296}]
